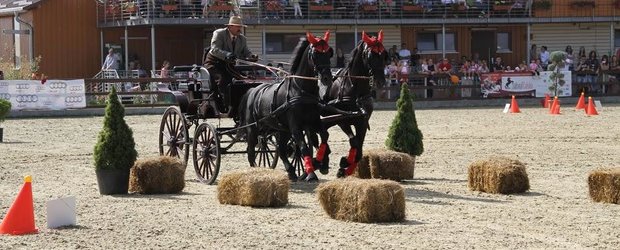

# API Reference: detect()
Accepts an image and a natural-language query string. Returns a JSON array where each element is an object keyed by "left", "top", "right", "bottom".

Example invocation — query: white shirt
[
  {"left": 398, "top": 49, "right": 411, "bottom": 59},
  {"left": 540, "top": 51, "right": 550, "bottom": 64}
]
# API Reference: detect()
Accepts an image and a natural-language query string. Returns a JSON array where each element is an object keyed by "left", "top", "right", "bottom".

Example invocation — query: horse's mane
[
  {"left": 345, "top": 40, "right": 366, "bottom": 71},
  {"left": 289, "top": 39, "right": 310, "bottom": 73}
]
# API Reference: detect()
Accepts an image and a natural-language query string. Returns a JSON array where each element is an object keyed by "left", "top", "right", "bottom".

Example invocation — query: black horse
[
  {"left": 238, "top": 31, "right": 334, "bottom": 181},
  {"left": 316, "top": 30, "right": 389, "bottom": 177}
]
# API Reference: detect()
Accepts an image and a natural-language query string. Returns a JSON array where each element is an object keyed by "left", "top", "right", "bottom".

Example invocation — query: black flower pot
[{"left": 95, "top": 169, "right": 130, "bottom": 195}]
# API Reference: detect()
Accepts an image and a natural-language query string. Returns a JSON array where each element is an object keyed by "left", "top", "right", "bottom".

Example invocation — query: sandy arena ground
[{"left": 1, "top": 105, "right": 620, "bottom": 249}]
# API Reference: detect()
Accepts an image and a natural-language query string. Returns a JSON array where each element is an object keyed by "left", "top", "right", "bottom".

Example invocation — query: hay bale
[
  {"left": 588, "top": 168, "right": 620, "bottom": 204},
  {"left": 353, "top": 149, "right": 415, "bottom": 181},
  {"left": 316, "top": 178, "right": 406, "bottom": 223},
  {"left": 217, "top": 168, "right": 290, "bottom": 207},
  {"left": 129, "top": 156, "right": 185, "bottom": 194},
  {"left": 468, "top": 156, "right": 529, "bottom": 194}
]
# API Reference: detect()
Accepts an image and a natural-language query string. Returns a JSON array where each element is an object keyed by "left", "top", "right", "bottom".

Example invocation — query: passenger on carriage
[{"left": 204, "top": 15, "right": 258, "bottom": 122}]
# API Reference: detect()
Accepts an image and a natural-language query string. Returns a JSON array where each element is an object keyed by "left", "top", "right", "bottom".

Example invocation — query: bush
[
  {"left": 93, "top": 87, "right": 137, "bottom": 170},
  {"left": 0, "top": 98, "right": 11, "bottom": 124},
  {"left": 385, "top": 83, "right": 424, "bottom": 156}
]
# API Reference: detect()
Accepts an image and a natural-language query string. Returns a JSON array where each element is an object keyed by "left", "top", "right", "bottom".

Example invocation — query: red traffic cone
[
  {"left": 550, "top": 97, "right": 561, "bottom": 115},
  {"left": 542, "top": 94, "right": 550, "bottom": 108},
  {"left": 586, "top": 97, "right": 599, "bottom": 116},
  {"left": 575, "top": 92, "right": 586, "bottom": 110},
  {"left": 510, "top": 95, "right": 521, "bottom": 113},
  {"left": 0, "top": 176, "right": 38, "bottom": 235}
]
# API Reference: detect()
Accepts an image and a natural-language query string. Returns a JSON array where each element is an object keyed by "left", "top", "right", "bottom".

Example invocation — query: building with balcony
[{"left": 0, "top": 0, "right": 619, "bottom": 79}]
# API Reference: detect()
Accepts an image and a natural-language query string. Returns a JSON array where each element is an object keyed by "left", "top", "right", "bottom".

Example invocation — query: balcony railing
[{"left": 98, "top": 0, "right": 620, "bottom": 25}]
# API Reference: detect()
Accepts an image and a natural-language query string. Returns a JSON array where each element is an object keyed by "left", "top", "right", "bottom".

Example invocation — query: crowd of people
[{"left": 379, "top": 43, "right": 620, "bottom": 95}]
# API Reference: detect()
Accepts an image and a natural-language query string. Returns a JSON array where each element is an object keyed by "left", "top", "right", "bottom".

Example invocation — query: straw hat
[{"left": 227, "top": 15, "right": 247, "bottom": 27}]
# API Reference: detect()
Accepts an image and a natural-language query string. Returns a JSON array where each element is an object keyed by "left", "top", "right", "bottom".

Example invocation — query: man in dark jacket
[{"left": 204, "top": 15, "right": 257, "bottom": 118}]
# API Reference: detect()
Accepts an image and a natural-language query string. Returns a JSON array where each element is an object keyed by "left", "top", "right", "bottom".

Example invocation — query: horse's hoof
[
  {"left": 304, "top": 172, "right": 319, "bottom": 182},
  {"left": 314, "top": 158, "right": 329, "bottom": 175},
  {"left": 336, "top": 168, "right": 346, "bottom": 178}
]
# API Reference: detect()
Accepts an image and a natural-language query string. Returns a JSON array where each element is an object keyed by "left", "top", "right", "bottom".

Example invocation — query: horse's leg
[
  {"left": 292, "top": 123, "right": 318, "bottom": 182},
  {"left": 277, "top": 131, "right": 298, "bottom": 181},
  {"left": 314, "top": 126, "right": 331, "bottom": 175},
  {"left": 343, "top": 120, "right": 369, "bottom": 176},
  {"left": 336, "top": 124, "right": 357, "bottom": 178},
  {"left": 246, "top": 127, "right": 258, "bottom": 167}
]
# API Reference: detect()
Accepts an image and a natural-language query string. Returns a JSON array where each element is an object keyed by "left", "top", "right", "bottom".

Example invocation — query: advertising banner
[
  {"left": 0, "top": 80, "right": 86, "bottom": 111},
  {"left": 480, "top": 71, "right": 572, "bottom": 98}
]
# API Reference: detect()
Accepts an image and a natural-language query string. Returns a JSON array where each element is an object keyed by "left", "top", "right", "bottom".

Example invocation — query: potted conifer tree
[
  {"left": 94, "top": 87, "right": 138, "bottom": 195},
  {"left": 385, "top": 83, "right": 424, "bottom": 176},
  {"left": 0, "top": 98, "right": 11, "bottom": 143}
]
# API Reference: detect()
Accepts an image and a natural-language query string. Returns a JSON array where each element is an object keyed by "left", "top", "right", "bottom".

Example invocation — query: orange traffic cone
[
  {"left": 550, "top": 97, "right": 561, "bottom": 115},
  {"left": 586, "top": 97, "right": 598, "bottom": 116},
  {"left": 575, "top": 92, "right": 586, "bottom": 110},
  {"left": 0, "top": 176, "right": 38, "bottom": 235},
  {"left": 510, "top": 95, "right": 521, "bottom": 113},
  {"left": 542, "top": 94, "right": 550, "bottom": 108}
]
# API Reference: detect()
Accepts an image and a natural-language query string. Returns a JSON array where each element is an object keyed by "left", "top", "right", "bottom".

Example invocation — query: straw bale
[
  {"left": 217, "top": 168, "right": 290, "bottom": 207},
  {"left": 353, "top": 149, "right": 415, "bottom": 181},
  {"left": 468, "top": 156, "right": 529, "bottom": 194},
  {"left": 316, "top": 178, "right": 406, "bottom": 223},
  {"left": 129, "top": 156, "right": 185, "bottom": 194},
  {"left": 588, "top": 168, "right": 620, "bottom": 204}
]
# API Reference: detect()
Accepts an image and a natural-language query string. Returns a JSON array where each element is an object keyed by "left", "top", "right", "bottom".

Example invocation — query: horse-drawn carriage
[
  {"left": 158, "top": 64, "right": 284, "bottom": 184},
  {"left": 158, "top": 30, "right": 388, "bottom": 184}
]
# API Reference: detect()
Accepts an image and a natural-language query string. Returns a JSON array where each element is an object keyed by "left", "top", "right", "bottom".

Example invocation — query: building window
[
  {"left": 497, "top": 32, "right": 511, "bottom": 52},
  {"left": 265, "top": 33, "right": 305, "bottom": 54},
  {"left": 336, "top": 33, "right": 356, "bottom": 53},
  {"left": 416, "top": 32, "right": 456, "bottom": 52}
]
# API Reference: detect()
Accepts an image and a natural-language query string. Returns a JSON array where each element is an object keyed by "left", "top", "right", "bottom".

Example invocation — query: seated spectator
[
  {"left": 529, "top": 59, "right": 540, "bottom": 77},
  {"left": 460, "top": 60, "right": 473, "bottom": 80},
  {"left": 398, "top": 60, "right": 410, "bottom": 84},
  {"left": 386, "top": 60, "right": 399, "bottom": 85}
]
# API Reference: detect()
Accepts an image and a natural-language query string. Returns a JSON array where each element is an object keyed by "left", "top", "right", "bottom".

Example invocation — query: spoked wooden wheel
[
  {"left": 159, "top": 106, "right": 189, "bottom": 166},
  {"left": 254, "top": 134, "right": 279, "bottom": 169},
  {"left": 286, "top": 138, "right": 304, "bottom": 177},
  {"left": 192, "top": 122, "right": 221, "bottom": 184}
]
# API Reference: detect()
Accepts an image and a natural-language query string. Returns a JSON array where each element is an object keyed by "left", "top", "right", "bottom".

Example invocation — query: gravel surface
[{"left": 1, "top": 106, "right": 620, "bottom": 249}]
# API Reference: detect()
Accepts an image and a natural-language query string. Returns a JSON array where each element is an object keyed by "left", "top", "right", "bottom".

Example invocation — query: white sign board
[
  {"left": 0, "top": 80, "right": 86, "bottom": 111},
  {"left": 46, "top": 196, "right": 77, "bottom": 229}
]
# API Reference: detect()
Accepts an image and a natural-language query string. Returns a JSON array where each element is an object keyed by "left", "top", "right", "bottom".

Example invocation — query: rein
[{"left": 237, "top": 59, "right": 319, "bottom": 81}]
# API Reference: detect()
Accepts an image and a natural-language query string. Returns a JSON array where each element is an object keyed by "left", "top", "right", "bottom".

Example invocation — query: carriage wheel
[
  {"left": 254, "top": 134, "right": 279, "bottom": 169},
  {"left": 159, "top": 106, "right": 189, "bottom": 166},
  {"left": 193, "top": 122, "right": 221, "bottom": 184},
  {"left": 286, "top": 138, "right": 305, "bottom": 177}
]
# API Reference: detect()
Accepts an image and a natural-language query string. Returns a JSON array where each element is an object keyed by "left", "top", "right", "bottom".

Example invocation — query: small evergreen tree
[
  {"left": 547, "top": 51, "right": 567, "bottom": 97},
  {"left": 94, "top": 87, "right": 137, "bottom": 171},
  {"left": 0, "top": 99, "right": 11, "bottom": 125},
  {"left": 385, "top": 83, "right": 424, "bottom": 156}
]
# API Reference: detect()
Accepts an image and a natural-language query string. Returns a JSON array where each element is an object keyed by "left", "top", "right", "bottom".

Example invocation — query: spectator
[
  {"left": 336, "top": 48, "right": 346, "bottom": 68},
  {"left": 460, "top": 60, "right": 473, "bottom": 80},
  {"left": 611, "top": 55, "right": 620, "bottom": 70},
  {"left": 529, "top": 59, "right": 540, "bottom": 77},
  {"left": 479, "top": 59, "right": 490, "bottom": 74},
  {"left": 386, "top": 60, "right": 399, "bottom": 85},
  {"left": 565, "top": 45, "right": 574, "bottom": 71},
  {"left": 201, "top": 0, "right": 209, "bottom": 18},
  {"left": 539, "top": 46, "right": 550, "bottom": 70},
  {"left": 398, "top": 43, "right": 411, "bottom": 62},
  {"left": 398, "top": 60, "right": 409, "bottom": 84},
  {"left": 599, "top": 55, "right": 611, "bottom": 85},
  {"left": 411, "top": 47, "right": 420, "bottom": 67},
  {"left": 291, "top": 0, "right": 303, "bottom": 18},
  {"left": 0, "top": 70, "right": 3, "bottom": 80},
  {"left": 472, "top": 52, "right": 480, "bottom": 64},
  {"left": 492, "top": 56, "right": 504, "bottom": 72},
  {"left": 529, "top": 44, "right": 538, "bottom": 61},
  {"left": 160, "top": 60, "right": 171, "bottom": 78},
  {"left": 102, "top": 48, "right": 120, "bottom": 70},
  {"left": 388, "top": 45, "right": 399, "bottom": 62},
  {"left": 437, "top": 58, "right": 451, "bottom": 73}
]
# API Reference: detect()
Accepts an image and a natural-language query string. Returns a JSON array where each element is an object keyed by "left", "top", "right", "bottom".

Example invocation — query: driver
[{"left": 204, "top": 15, "right": 258, "bottom": 119}]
